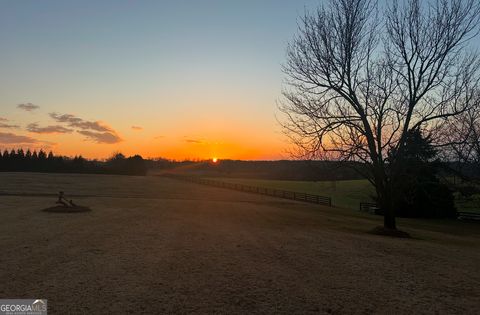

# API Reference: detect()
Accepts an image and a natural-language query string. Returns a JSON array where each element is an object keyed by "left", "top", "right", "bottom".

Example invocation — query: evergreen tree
[{"left": 388, "top": 130, "right": 456, "bottom": 218}]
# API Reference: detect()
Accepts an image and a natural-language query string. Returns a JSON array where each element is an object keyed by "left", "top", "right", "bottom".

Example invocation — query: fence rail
[
  {"left": 359, "top": 202, "right": 480, "bottom": 220},
  {"left": 161, "top": 174, "right": 332, "bottom": 206},
  {"left": 457, "top": 211, "right": 480, "bottom": 220},
  {"left": 359, "top": 202, "right": 380, "bottom": 215}
]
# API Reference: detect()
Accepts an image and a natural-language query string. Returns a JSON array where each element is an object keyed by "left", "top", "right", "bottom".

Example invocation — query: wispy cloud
[
  {"left": 154, "top": 135, "right": 164, "bottom": 139},
  {"left": 0, "top": 123, "right": 20, "bottom": 129},
  {"left": 77, "top": 130, "right": 122, "bottom": 144},
  {"left": 184, "top": 136, "right": 205, "bottom": 144},
  {"left": 17, "top": 103, "right": 40, "bottom": 111},
  {"left": 49, "top": 112, "right": 121, "bottom": 144},
  {"left": 49, "top": 113, "right": 112, "bottom": 132},
  {"left": 185, "top": 139, "right": 202, "bottom": 143},
  {"left": 0, "top": 132, "right": 38, "bottom": 144},
  {"left": 27, "top": 123, "right": 73, "bottom": 134},
  {"left": 131, "top": 125, "right": 143, "bottom": 131},
  {"left": 0, "top": 117, "right": 8, "bottom": 122}
]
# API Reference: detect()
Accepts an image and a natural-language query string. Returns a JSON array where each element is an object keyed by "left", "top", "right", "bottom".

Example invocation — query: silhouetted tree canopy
[
  {"left": 105, "top": 153, "right": 147, "bottom": 175},
  {"left": 0, "top": 149, "right": 147, "bottom": 176}
]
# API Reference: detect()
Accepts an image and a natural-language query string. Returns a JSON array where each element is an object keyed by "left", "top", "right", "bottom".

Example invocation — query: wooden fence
[
  {"left": 457, "top": 211, "right": 480, "bottom": 220},
  {"left": 162, "top": 174, "right": 332, "bottom": 206},
  {"left": 359, "top": 202, "right": 380, "bottom": 214},
  {"left": 359, "top": 202, "right": 480, "bottom": 220}
]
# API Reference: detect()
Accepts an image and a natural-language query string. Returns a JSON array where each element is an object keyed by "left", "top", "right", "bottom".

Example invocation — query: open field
[{"left": 0, "top": 172, "right": 479, "bottom": 314}]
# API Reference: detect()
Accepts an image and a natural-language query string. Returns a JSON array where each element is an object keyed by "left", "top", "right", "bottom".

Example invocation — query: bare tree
[{"left": 280, "top": 0, "right": 480, "bottom": 229}]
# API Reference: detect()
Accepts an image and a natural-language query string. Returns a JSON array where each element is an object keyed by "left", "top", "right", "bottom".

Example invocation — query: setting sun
[{"left": 212, "top": 157, "right": 218, "bottom": 163}]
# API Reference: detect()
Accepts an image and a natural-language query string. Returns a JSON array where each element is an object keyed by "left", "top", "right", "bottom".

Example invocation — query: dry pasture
[{"left": 0, "top": 172, "right": 479, "bottom": 314}]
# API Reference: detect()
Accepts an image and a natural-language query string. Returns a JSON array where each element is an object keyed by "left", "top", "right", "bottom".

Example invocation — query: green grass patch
[
  {"left": 209, "top": 177, "right": 375, "bottom": 210},
  {"left": 455, "top": 194, "right": 480, "bottom": 214}
]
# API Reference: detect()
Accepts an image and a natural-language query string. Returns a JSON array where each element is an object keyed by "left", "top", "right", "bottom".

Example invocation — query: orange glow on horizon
[
  {"left": 28, "top": 134, "right": 286, "bottom": 161},
  {"left": 15, "top": 117, "right": 287, "bottom": 161}
]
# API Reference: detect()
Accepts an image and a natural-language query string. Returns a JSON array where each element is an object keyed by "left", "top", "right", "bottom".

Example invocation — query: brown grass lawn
[{"left": 0, "top": 172, "right": 479, "bottom": 314}]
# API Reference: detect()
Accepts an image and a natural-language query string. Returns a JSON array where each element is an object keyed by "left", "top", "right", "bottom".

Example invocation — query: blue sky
[
  {"left": 0, "top": 0, "right": 321, "bottom": 159},
  {"left": 1, "top": 0, "right": 478, "bottom": 159}
]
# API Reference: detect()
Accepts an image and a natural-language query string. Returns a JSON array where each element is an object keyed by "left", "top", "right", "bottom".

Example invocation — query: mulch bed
[
  {"left": 368, "top": 226, "right": 411, "bottom": 238},
  {"left": 42, "top": 205, "right": 92, "bottom": 213}
]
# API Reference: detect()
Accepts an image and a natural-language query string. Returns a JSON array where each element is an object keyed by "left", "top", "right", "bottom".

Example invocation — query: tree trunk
[
  {"left": 376, "top": 180, "right": 397, "bottom": 230},
  {"left": 383, "top": 204, "right": 396, "bottom": 230}
]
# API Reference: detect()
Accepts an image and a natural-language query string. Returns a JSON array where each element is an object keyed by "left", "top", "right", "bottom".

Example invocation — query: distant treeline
[
  {"left": 150, "top": 158, "right": 480, "bottom": 182},
  {"left": 3, "top": 148, "right": 476, "bottom": 182},
  {"left": 153, "top": 159, "right": 367, "bottom": 181},
  {"left": 0, "top": 149, "right": 369, "bottom": 180},
  {"left": 0, "top": 149, "right": 147, "bottom": 176}
]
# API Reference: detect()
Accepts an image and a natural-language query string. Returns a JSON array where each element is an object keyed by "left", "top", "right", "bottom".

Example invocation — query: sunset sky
[{"left": 0, "top": 0, "right": 319, "bottom": 160}]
